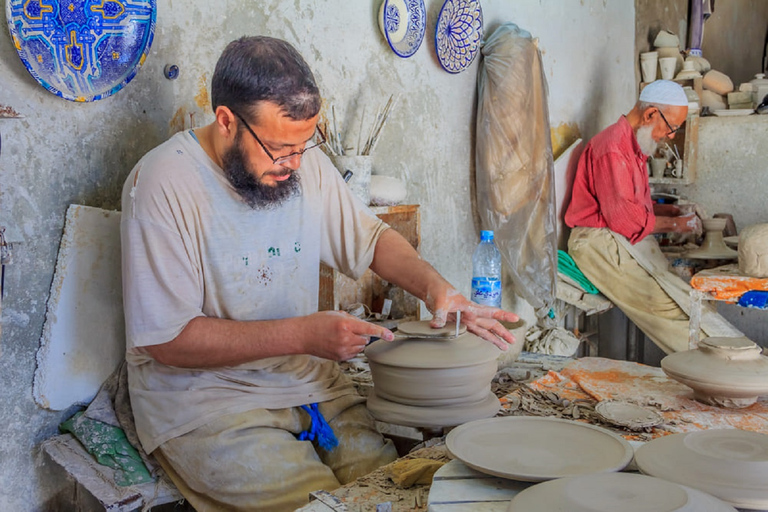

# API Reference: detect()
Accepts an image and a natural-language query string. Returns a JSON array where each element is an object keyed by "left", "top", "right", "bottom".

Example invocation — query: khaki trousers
[
  {"left": 568, "top": 227, "right": 695, "bottom": 354},
  {"left": 154, "top": 393, "right": 397, "bottom": 512}
]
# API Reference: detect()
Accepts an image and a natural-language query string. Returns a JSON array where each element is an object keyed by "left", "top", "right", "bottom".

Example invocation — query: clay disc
[
  {"left": 445, "top": 417, "right": 633, "bottom": 482},
  {"left": 594, "top": 400, "right": 663, "bottom": 430},
  {"left": 635, "top": 429, "right": 768, "bottom": 509},
  {"left": 397, "top": 319, "right": 467, "bottom": 337},
  {"left": 507, "top": 472, "right": 736, "bottom": 512},
  {"left": 364, "top": 333, "right": 499, "bottom": 369}
]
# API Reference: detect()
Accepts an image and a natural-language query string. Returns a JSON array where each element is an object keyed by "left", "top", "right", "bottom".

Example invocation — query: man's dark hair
[{"left": 211, "top": 36, "right": 321, "bottom": 122}]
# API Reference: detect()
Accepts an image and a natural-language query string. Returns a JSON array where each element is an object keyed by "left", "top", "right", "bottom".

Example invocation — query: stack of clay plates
[
  {"left": 445, "top": 417, "right": 633, "bottom": 481},
  {"left": 635, "top": 429, "right": 768, "bottom": 510},
  {"left": 365, "top": 321, "right": 500, "bottom": 428},
  {"left": 507, "top": 472, "right": 736, "bottom": 511}
]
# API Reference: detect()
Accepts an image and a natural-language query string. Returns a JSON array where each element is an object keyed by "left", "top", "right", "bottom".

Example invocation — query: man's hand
[
  {"left": 653, "top": 211, "right": 702, "bottom": 235},
  {"left": 425, "top": 285, "right": 519, "bottom": 351},
  {"left": 300, "top": 311, "right": 395, "bottom": 361}
]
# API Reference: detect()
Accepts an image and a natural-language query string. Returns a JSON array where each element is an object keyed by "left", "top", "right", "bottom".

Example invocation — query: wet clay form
[
  {"left": 594, "top": 400, "right": 663, "bottom": 430},
  {"left": 685, "top": 218, "right": 739, "bottom": 260},
  {"left": 396, "top": 319, "right": 467, "bottom": 337},
  {"left": 661, "top": 336, "right": 768, "bottom": 408},
  {"left": 365, "top": 332, "right": 500, "bottom": 428},
  {"left": 739, "top": 224, "right": 768, "bottom": 278},
  {"left": 445, "top": 417, "right": 633, "bottom": 482},
  {"left": 507, "top": 472, "right": 736, "bottom": 512},
  {"left": 635, "top": 429, "right": 768, "bottom": 510}
]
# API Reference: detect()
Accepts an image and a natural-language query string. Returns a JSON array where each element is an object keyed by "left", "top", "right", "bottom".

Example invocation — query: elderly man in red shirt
[{"left": 565, "top": 80, "right": 707, "bottom": 354}]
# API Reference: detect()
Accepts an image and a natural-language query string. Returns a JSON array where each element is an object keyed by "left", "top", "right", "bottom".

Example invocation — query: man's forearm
[
  {"left": 369, "top": 229, "right": 453, "bottom": 304},
  {"left": 144, "top": 316, "right": 306, "bottom": 368}
]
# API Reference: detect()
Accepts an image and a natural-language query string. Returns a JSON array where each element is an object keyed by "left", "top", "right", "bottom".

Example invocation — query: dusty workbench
[
  {"left": 296, "top": 352, "right": 572, "bottom": 512},
  {"left": 300, "top": 352, "right": 768, "bottom": 511}
]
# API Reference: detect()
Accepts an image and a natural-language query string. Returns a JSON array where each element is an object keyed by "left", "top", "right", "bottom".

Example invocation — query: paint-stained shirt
[
  {"left": 564, "top": 116, "right": 655, "bottom": 244},
  {"left": 121, "top": 130, "right": 388, "bottom": 453}
]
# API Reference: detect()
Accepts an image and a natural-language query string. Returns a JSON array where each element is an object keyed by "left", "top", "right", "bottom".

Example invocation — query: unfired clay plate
[
  {"left": 445, "top": 417, "right": 633, "bottom": 482},
  {"left": 507, "top": 472, "right": 736, "bottom": 512},
  {"left": 365, "top": 332, "right": 498, "bottom": 369},
  {"left": 635, "top": 429, "right": 768, "bottom": 509},
  {"left": 396, "top": 319, "right": 466, "bottom": 337},
  {"left": 595, "top": 400, "right": 663, "bottom": 430}
]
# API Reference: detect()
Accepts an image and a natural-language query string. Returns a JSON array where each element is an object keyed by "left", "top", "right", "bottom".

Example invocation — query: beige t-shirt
[{"left": 121, "top": 130, "right": 388, "bottom": 453}]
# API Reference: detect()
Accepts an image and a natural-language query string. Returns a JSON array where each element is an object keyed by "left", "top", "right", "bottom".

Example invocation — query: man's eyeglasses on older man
[
  {"left": 656, "top": 108, "right": 682, "bottom": 138},
  {"left": 232, "top": 111, "right": 326, "bottom": 166}
]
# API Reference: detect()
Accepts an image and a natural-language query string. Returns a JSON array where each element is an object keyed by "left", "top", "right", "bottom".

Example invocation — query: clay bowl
[
  {"left": 635, "top": 429, "right": 768, "bottom": 510},
  {"left": 661, "top": 336, "right": 768, "bottom": 407},
  {"left": 685, "top": 218, "right": 738, "bottom": 260}
]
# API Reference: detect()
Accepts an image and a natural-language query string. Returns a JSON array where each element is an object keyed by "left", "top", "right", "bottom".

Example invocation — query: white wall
[{"left": 0, "top": 1, "right": 635, "bottom": 508}]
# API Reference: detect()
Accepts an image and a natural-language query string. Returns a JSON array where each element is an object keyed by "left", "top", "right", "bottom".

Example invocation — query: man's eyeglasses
[
  {"left": 656, "top": 108, "right": 681, "bottom": 137},
  {"left": 232, "top": 111, "right": 326, "bottom": 165}
]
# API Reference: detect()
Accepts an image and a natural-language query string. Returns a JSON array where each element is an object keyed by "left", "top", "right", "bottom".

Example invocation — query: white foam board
[{"left": 34, "top": 205, "right": 124, "bottom": 410}]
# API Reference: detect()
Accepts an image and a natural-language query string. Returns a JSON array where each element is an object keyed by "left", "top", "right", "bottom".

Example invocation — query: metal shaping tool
[
  {"left": 308, "top": 490, "right": 347, "bottom": 511},
  {"left": 455, "top": 310, "right": 461, "bottom": 338}
]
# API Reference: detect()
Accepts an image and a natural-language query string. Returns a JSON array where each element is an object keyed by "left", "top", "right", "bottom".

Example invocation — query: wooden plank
[
  {"left": 41, "top": 434, "right": 181, "bottom": 512},
  {"left": 427, "top": 460, "right": 531, "bottom": 511}
]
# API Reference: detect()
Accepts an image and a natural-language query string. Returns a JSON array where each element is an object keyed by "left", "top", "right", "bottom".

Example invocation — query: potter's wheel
[
  {"left": 661, "top": 336, "right": 768, "bottom": 408},
  {"left": 364, "top": 331, "right": 501, "bottom": 428}
]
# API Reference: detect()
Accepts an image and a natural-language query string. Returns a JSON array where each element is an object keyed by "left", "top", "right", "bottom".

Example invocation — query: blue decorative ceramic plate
[
  {"left": 378, "top": 0, "right": 426, "bottom": 58},
  {"left": 435, "top": 0, "right": 483, "bottom": 74},
  {"left": 6, "top": 0, "right": 156, "bottom": 102}
]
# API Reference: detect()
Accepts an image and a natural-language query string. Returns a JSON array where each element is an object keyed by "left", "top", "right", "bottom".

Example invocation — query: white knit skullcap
[{"left": 639, "top": 80, "right": 688, "bottom": 107}]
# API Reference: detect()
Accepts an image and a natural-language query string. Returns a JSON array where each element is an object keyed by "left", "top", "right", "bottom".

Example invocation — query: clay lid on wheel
[
  {"left": 661, "top": 336, "right": 768, "bottom": 393},
  {"left": 507, "top": 472, "right": 736, "bottom": 512},
  {"left": 635, "top": 429, "right": 768, "bottom": 509},
  {"left": 396, "top": 319, "right": 467, "bottom": 337},
  {"left": 365, "top": 332, "right": 499, "bottom": 369}
]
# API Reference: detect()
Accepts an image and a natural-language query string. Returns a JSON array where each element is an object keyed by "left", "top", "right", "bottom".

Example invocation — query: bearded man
[
  {"left": 564, "top": 80, "right": 708, "bottom": 354},
  {"left": 120, "top": 36, "right": 518, "bottom": 511}
]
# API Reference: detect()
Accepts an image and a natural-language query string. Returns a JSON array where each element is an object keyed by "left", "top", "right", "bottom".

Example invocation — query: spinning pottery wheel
[{"left": 365, "top": 323, "right": 501, "bottom": 428}]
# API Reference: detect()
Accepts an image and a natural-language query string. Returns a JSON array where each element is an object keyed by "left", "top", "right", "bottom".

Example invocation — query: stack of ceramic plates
[
  {"left": 635, "top": 429, "right": 768, "bottom": 510},
  {"left": 507, "top": 472, "right": 736, "bottom": 511},
  {"left": 445, "top": 417, "right": 634, "bottom": 481}
]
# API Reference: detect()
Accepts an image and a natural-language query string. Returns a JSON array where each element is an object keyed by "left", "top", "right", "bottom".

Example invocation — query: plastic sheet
[{"left": 475, "top": 23, "right": 557, "bottom": 323}]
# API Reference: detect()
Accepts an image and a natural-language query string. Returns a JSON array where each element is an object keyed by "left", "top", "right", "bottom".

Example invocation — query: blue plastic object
[
  {"left": 738, "top": 291, "right": 768, "bottom": 310},
  {"left": 298, "top": 403, "right": 338, "bottom": 451}
]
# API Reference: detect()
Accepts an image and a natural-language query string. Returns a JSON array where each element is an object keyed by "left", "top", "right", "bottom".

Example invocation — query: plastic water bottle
[{"left": 471, "top": 230, "right": 502, "bottom": 308}]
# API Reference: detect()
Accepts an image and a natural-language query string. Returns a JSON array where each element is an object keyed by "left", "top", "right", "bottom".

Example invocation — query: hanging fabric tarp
[{"left": 475, "top": 23, "right": 557, "bottom": 323}]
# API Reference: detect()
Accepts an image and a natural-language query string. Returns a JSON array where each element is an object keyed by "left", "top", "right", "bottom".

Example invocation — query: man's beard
[
  {"left": 636, "top": 125, "right": 660, "bottom": 157},
  {"left": 221, "top": 134, "right": 301, "bottom": 209}
]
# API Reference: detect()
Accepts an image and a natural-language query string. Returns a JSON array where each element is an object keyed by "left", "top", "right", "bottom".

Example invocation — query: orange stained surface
[
  {"left": 504, "top": 357, "right": 768, "bottom": 441},
  {"left": 691, "top": 264, "right": 768, "bottom": 300}
]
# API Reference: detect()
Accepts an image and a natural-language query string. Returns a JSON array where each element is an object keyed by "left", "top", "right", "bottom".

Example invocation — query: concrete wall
[
  {"left": 0, "top": 1, "right": 635, "bottom": 509},
  {"left": 701, "top": 0, "right": 768, "bottom": 86}
]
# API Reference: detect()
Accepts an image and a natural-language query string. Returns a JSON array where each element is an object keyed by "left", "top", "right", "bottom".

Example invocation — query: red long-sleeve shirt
[{"left": 565, "top": 116, "right": 655, "bottom": 244}]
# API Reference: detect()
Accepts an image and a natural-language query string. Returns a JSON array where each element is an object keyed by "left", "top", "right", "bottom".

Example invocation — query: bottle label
[{"left": 471, "top": 277, "right": 501, "bottom": 307}]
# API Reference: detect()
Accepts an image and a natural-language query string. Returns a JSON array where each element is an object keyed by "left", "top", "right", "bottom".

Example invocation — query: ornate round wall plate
[
  {"left": 377, "top": 0, "right": 426, "bottom": 58},
  {"left": 446, "top": 417, "right": 633, "bottom": 482},
  {"left": 434, "top": 0, "right": 483, "bottom": 74},
  {"left": 6, "top": 0, "right": 157, "bottom": 102}
]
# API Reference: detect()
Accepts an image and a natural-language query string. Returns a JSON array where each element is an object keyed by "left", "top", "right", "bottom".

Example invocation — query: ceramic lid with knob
[
  {"left": 365, "top": 331, "right": 499, "bottom": 369},
  {"left": 661, "top": 336, "right": 768, "bottom": 404}
]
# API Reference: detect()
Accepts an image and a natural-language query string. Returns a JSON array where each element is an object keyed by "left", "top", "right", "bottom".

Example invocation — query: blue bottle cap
[{"left": 480, "top": 230, "right": 494, "bottom": 241}]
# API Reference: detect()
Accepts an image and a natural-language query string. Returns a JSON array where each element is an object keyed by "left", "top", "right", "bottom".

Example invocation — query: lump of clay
[
  {"left": 653, "top": 30, "right": 679, "bottom": 48},
  {"left": 701, "top": 89, "right": 727, "bottom": 111},
  {"left": 739, "top": 223, "right": 768, "bottom": 277},
  {"left": 685, "top": 56, "right": 711, "bottom": 73},
  {"left": 703, "top": 70, "right": 734, "bottom": 95}
]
